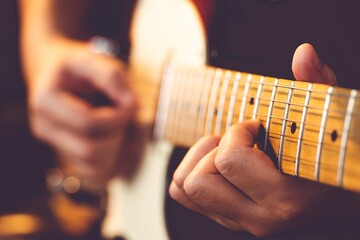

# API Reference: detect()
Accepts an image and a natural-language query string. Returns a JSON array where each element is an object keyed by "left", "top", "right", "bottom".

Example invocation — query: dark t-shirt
[
  {"left": 166, "top": 1, "right": 360, "bottom": 239},
  {"left": 208, "top": 0, "right": 360, "bottom": 89}
]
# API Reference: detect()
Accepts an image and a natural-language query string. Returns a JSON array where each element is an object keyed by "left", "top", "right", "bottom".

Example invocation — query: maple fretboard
[{"left": 154, "top": 65, "right": 360, "bottom": 193}]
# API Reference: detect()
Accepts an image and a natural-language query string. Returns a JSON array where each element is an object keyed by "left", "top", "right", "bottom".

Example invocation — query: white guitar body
[{"left": 102, "top": 0, "right": 207, "bottom": 239}]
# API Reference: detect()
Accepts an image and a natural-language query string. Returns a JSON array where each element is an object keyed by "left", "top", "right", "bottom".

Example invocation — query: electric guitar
[{"left": 102, "top": 0, "right": 360, "bottom": 239}]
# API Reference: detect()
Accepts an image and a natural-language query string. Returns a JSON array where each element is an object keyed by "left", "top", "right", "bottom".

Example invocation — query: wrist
[
  {"left": 45, "top": 167, "right": 107, "bottom": 208},
  {"left": 21, "top": 35, "right": 86, "bottom": 85},
  {"left": 45, "top": 167, "right": 107, "bottom": 236}
]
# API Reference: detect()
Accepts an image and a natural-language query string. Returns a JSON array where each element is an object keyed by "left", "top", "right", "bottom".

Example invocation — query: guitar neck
[{"left": 154, "top": 64, "right": 360, "bottom": 193}]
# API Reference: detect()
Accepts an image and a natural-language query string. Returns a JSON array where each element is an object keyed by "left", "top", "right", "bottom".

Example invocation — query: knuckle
[
  {"left": 215, "top": 154, "right": 234, "bottom": 176},
  {"left": 200, "top": 135, "right": 220, "bottom": 146},
  {"left": 29, "top": 93, "right": 48, "bottom": 115},
  {"left": 250, "top": 225, "right": 273, "bottom": 238},
  {"left": 215, "top": 149, "right": 244, "bottom": 178},
  {"left": 183, "top": 173, "right": 205, "bottom": 200},
  {"left": 215, "top": 217, "right": 243, "bottom": 232},
  {"left": 168, "top": 183, "right": 182, "bottom": 202},
  {"left": 245, "top": 219, "right": 277, "bottom": 238},
  {"left": 276, "top": 202, "right": 301, "bottom": 222},
  {"left": 224, "top": 223, "right": 243, "bottom": 233},
  {"left": 172, "top": 169, "right": 186, "bottom": 189},
  {"left": 79, "top": 117, "right": 99, "bottom": 136},
  {"left": 228, "top": 123, "right": 246, "bottom": 137},
  {"left": 104, "top": 67, "right": 122, "bottom": 84},
  {"left": 29, "top": 119, "right": 45, "bottom": 140},
  {"left": 77, "top": 142, "right": 97, "bottom": 161}
]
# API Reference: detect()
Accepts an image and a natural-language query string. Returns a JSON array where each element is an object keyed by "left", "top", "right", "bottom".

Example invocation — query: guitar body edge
[{"left": 102, "top": 0, "right": 207, "bottom": 239}]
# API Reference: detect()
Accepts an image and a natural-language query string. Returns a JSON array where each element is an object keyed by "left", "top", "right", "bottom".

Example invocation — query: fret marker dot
[
  {"left": 249, "top": 97, "right": 255, "bottom": 105},
  {"left": 331, "top": 130, "right": 338, "bottom": 142},
  {"left": 291, "top": 122, "right": 297, "bottom": 134}
]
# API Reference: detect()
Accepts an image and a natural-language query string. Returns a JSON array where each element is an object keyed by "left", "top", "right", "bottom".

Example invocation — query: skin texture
[
  {"left": 18, "top": 0, "right": 138, "bottom": 187},
  {"left": 170, "top": 43, "right": 360, "bottom": 237},
  {"left": 29, "top": 40, "right": 137, "bottom": 182}
]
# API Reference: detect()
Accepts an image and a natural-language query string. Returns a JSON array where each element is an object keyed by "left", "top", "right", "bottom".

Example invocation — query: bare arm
[
  {"left": 18, "top": 0, "right": 90, "bottom": 81},
  {"left": 18, "top": 0, "right": 137, "bottom": 186}
]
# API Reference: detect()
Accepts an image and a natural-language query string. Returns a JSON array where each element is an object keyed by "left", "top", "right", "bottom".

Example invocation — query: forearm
[{"left": 18, "top": 0, "right": 89, "bottom": 81}]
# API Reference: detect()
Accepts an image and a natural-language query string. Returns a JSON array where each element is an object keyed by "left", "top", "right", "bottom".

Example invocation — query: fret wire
[
  {"left": 265, "top": 78, "right": 279, "bottom": 151},
  {"left": 196, "top": 68, "right": 216, "bottom": 139},
  {"left": 160, "top": 66, "right": 360, "bottom": 189},
  {"left": 241, "top": 96, "right": 355, "bottom": 115},
  {"left": 227, "top": 94, "right": 357, "bottom": 116},
  {"left": 219, "top": 105, "right": 350, "bottom": 132},
  {"left": 173, "top": 73, "right": 358, "bottom": 116},
  {"left": 161, "top": 64, "right": 359, "bottom": 98},
  {"left": 215, "top": 112, "right": 342, "bottom": 146},
  {"left": 232, "top": 88, "right": 325, "bottom": 106},
  {"left": 284, "top": 154, "right": 341, "bottom": 164},
  {"left": 245, "top": 112, "right": 344, "bottom": 133},
  {"left": 205, "top": 69, "right": 223, "bottom": 135},
  {"left": 191, "top": 69, "right": 208, "bottom": 142},
  {"left": 181, "top": 67, "right": 200, "bottom": 144},
  {"left": 215, "top": 71, "right": 231, "bottom": 135},
  {"left": 252, "top": 76, "right": 264, "bottom": 119},
  {"left": 278, "top": 81, "right": 296, "bottom": 172},
  {"left": 245, "top": 80, "right": 360, "bottom": 98},
  {"left": 295, "top": 83, "right": 313, "bottom": 176},
  {"left": 173, "top": 66, "right": 190, "bottom": 142},
  {"left": 234, "top": 107, "right": 334, "bottom": 120},
  {"left": 280, "top": 155, "right": 330, "bottom": 164},
  {"left": 282, "top": 158, "right": 340, "bottom": 170},
  {"left": 315, "top": 87, "right": 333, "bottom": 181},
  {"left": 239, "top": 74, "right": 252, "bottom": 122},
  {"left": 146, "top": 78, "right": 326, "bottom": 104},
  {"left": 282, "top": 157, "right": 341, "bottom": 168},
  {"left": 167, "top": 66, "right": 184, "bottom": 140},
  {"left": 253, "top": 97, "right": 322, "bottom": 111},
  {"left": 206, "top": 86, "right": 355, "bottom": 116},
  {"left": 154, "top": 63, "right": 176, "bottom": 139},
  {"left": 240, "top": 79, "right": 331, "bottom": 95},
  {"left": 185, "top": 68, "right": 202, "bottom": 144},
  {"left": 274, "top": 129, "right": 340, "bottom": 145},
  {"left": 162, "top": 66, "right": 360, "bottom": 139},
  {"left": 337, "top": 89, "right": 357, "bottom": 186},
  {"left": 226, "top": 72, "right": 241, "bottom": 130},
  {"left": 266, "top": 130, "right": 340, "bottom": 147}
]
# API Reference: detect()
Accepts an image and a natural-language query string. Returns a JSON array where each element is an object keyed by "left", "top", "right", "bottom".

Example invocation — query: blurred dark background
[
  {"left": 0, "top": 0, "right": 54, "bottom": 213},
  {"left": 0, "top": 0, "right": 134, "bottom": 238},
  {"left": 0, "top": 0, "right": 135, "bottom": 213}
]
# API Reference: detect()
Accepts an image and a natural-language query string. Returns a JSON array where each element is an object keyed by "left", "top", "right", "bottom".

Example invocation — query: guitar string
[
  {"left": 142, "top": 68, "right": 359, "bottom": 139},
  {"left": 166, "top": 107, "right": 357, "bottom": 148},
  {"left": 171, "top": 95, "right": 357, "bottom": 133},
  {"left": 165, "top": 112, "right": 353, "bottom": 165},
  {"left": 166, "top": 103, "right": 359, "bottom": 158},
  {"left": 171, "top": 65, "right": 360, "bottom": 98},
  {"left": 165, "top": 112, "right": 359, "bottom": 176},
  {"left": 198, "top": 101, "right": 345, "bottom": 128},
  {"left": 167, "top": 125, "right": 357, "bottom": 175},
  {"left": 163, "top": 68, "right": 358, "bottom": 142},
  {"left": 167, "top": 75, "right": 358, "bottom": 131},
  {"left": 139, "top": 66, "right": 360, "bottom": 101},
  {"left": 162, "top": 69, "right": 358, "bottom": 180},
  {"left": 211, "top": 110, "right": 359, "bottom": 144},
  {"left": 170, "top": 68, "right": 354, "bottom": 100},
  {"left": 170, "top": 80, "right": 359, "bottom": 117}
]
